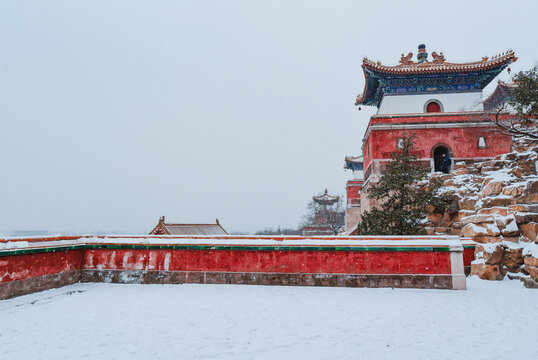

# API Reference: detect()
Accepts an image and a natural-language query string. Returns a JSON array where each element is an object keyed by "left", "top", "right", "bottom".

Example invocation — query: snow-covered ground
[{"left": 1, "top": 278, "right": 536, "bottom": 360}]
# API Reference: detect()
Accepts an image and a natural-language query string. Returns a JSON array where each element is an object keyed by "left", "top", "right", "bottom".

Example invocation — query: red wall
[
  {"left": 346, "top": 180, "right": 363, "bottom": 206},
  {"left": 82, "top": 249, "right": 452, "bottom": 275},
  {"left": 363, "top": 125, "right": 511, "bottom": 171},
  {"left": 463, "top": 248, "right": 475, "bottom": 268},
  {"left": 0, "top": 247, "right": 455, "bottom": 285},
  {"left": 369, "top": 112, "right": 501, "bottom": 125},
  {"left": 0, "top": 250, "right": 83, "bottom": 283}
]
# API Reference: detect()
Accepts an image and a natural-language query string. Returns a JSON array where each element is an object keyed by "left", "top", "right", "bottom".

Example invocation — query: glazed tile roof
[
  {"left": 483, "top": 81, "right": 517, "bottom": 111},
  {"left": 355, "top": 46, "right": 517, "bottom": 107},
  {"left": 361, "top": 50, "right": 516, "bottom": 75},
  {"left": 149, "top": 217, "right": 228, "bottom": 235},
  {"left": 344, "top": 155, "right": 363, "bottom": 170}
]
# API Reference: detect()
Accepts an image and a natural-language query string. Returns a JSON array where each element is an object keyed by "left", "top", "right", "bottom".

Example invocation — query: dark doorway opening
[{"left": 433, "top": 146, "right": 450, "bottom": 173}]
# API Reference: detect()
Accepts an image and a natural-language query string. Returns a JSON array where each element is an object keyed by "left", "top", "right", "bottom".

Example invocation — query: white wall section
[{"left": 378, "top": 92, "right": 484, "bottom": 114}]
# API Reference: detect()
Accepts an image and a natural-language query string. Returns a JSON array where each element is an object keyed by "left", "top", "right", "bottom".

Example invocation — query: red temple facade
[{"left": 345, "top": 45, "right": 517, "bottom": 232}]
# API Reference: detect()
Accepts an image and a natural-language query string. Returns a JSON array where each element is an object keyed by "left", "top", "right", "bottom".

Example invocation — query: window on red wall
[{"left": 426, "top": 101, "right": 441, "bottom": 113}]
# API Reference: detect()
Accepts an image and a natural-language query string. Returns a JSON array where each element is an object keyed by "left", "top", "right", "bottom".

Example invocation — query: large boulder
[
  {"left": 461, "top": 223, "right": 500, "bottom": 237},
  {"left": 502, "top": 185, "right": 524, "bottom": 197},
  {"left": 515, "top": 213, "right": 538, "bottom": 224},
  {"left": 516, "top": 154, "right": 538, "bottom": 176},
  {"left": 517, "top": 180, "right": 538, "bottom": 204},
  {"left": 482, "top": 181, "right": 505, "bottom": 196},
  {"left": 520, "top": 222, "right": 538, "bottom": 242},
  {"left": 482, "top": 196, "right": 515, "bottom": 208},
  {"left": 523, "top": 243, "right": 538, "bottom": 281},
  {"left": 470, "top": 262, "right": 503, "bottom": 280},
  {"left": 459, "top": 197, "right": 478, "bottom": 211},
  {"left": 502, "top": 247, "right": 524, "bottom": 271},
  {"left": 475, "top": 244, "right": 504, "bottom": 265},
  {"left": 501, "top": 217, "right": 520, "bottom": 236},
  {"left": 472, "top": 235, "right": 503, "bottom": 243},
  {"left": 524, "top": 256, "right": 538, "bottom": 281},
  {"left": 461, "top": 214, "right": 495, "bottom": 224},
  {"left": 455, "top": 210, "right": 476, "bottom": 221},
  {"left": 478, "top": 207, "right": 509, "bottom": 216}
]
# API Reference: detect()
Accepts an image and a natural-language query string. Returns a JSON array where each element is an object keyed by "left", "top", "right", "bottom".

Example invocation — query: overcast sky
[{"left": 1, "top": 0, "right": 537, "bottom": 234}]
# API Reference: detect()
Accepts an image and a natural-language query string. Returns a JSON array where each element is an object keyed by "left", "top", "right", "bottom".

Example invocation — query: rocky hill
[{"left": 420, "top": 138, "right": 538, "bottom": 288}]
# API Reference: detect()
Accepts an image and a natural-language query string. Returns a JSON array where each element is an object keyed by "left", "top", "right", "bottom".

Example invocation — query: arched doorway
[{"left": 433, "top": 145, "right": 450, "bottom": 173}]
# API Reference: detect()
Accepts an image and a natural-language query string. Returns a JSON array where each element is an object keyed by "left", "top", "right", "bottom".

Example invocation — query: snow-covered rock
[{"left": 417, "top": 136, "right": 538, "bottom": 282}]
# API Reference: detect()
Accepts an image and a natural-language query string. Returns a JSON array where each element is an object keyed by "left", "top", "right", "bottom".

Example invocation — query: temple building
[
  {"left": 302, "top": 189, "right": 341, "bottom": 236},
  {"left": 149, "top": 216, "right": 228, "bottom": 235},
  {"left": 344, "top": 44, "right": 517, "bottom": 232},
  {"left": 344, "top": 155, "right": 364, "bottom": 231}
]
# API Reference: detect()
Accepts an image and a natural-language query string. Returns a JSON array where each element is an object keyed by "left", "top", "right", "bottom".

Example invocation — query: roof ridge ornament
[
  {"left": 400, "top": 52, "right": 414, "bottom": 65},
  {"left": 431, "top": 51, "right": 445, "bottom": 64},
  {"left": 417, "top": 44, "right": 428, "bottom": 63}
]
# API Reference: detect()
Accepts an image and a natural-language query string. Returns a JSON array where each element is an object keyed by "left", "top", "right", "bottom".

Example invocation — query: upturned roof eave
[{"left": 355, "top": 50, "right": 517, "bottom": 108}]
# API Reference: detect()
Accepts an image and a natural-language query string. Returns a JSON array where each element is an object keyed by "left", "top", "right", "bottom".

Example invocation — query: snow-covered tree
[{"left": 487, "top": 66, "right": 538, "bottom": 141}]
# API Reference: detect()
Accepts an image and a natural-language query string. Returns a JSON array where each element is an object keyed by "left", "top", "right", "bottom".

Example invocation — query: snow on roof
[
  {"left": 165, "top": 224, "right": 228, "bottom": 236},
  {"left": 313, "top": 189, "right": 339, "bottom": 204},
  {"left": 484, "top": 80, "right": 517, "bottom": 111},
  {"left": 149, "top": 216, "right": 228, "bottom": 236}
]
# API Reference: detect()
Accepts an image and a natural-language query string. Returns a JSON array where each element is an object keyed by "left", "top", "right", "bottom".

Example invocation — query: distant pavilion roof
[
  {"left": 344, "top": 155, "right": 363, "bottom": 171},
  {"left": 355, "top": 45, "right": 517, "bottom": 108},
  {"left": 149, "top": 216, "right": 228, "bottom": 236},
  {"left": 313, "top": 189, "right": 339, "bottom": 206},
  {"left": 483, "top": 81, "right": 517, "bottom": 111}
]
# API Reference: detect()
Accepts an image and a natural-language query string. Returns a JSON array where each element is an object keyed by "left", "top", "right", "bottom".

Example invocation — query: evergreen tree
[{"left": 354, "top": 134, "right": 442, "bottom": 235}]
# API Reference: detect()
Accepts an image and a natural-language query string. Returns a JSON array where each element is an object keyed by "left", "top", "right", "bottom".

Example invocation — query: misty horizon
[{"left": 1, "top": 0, "right": 537, "bottom": 235}]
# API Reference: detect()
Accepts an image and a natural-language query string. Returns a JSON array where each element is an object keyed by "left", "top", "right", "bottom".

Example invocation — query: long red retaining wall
[{"left": 0, "top": 235, "right": 467, "bottom": 299}]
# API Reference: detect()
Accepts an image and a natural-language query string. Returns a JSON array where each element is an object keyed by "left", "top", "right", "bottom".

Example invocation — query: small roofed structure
[
  {"left": 313, "top": 189, "right": 340, "bottom": 206},
  {"left": 302, "top": 189, "right": 342, "bottom": 236},
  {"left": 483, "top": 81, "right": 517, "bottom": 111},
  {"left": 301, "top": 226, "right": 334, "bottom": 236},
  {"left": 149, "top": 216, "right": 228, "bottom": 236}
]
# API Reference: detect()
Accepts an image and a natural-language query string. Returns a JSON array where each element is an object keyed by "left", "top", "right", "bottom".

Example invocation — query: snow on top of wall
[
  {"left": 0, "top": 235, "right": 464, "bottom": 252},
  {"left": 88, "top": 236, "right": 464, "bottom": 248},
  {"left": 0, "top": 241, "right": 29, "bottom": 250},
  {"left": 461, "top": 238, "right": 478, "bottom": 246}
]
